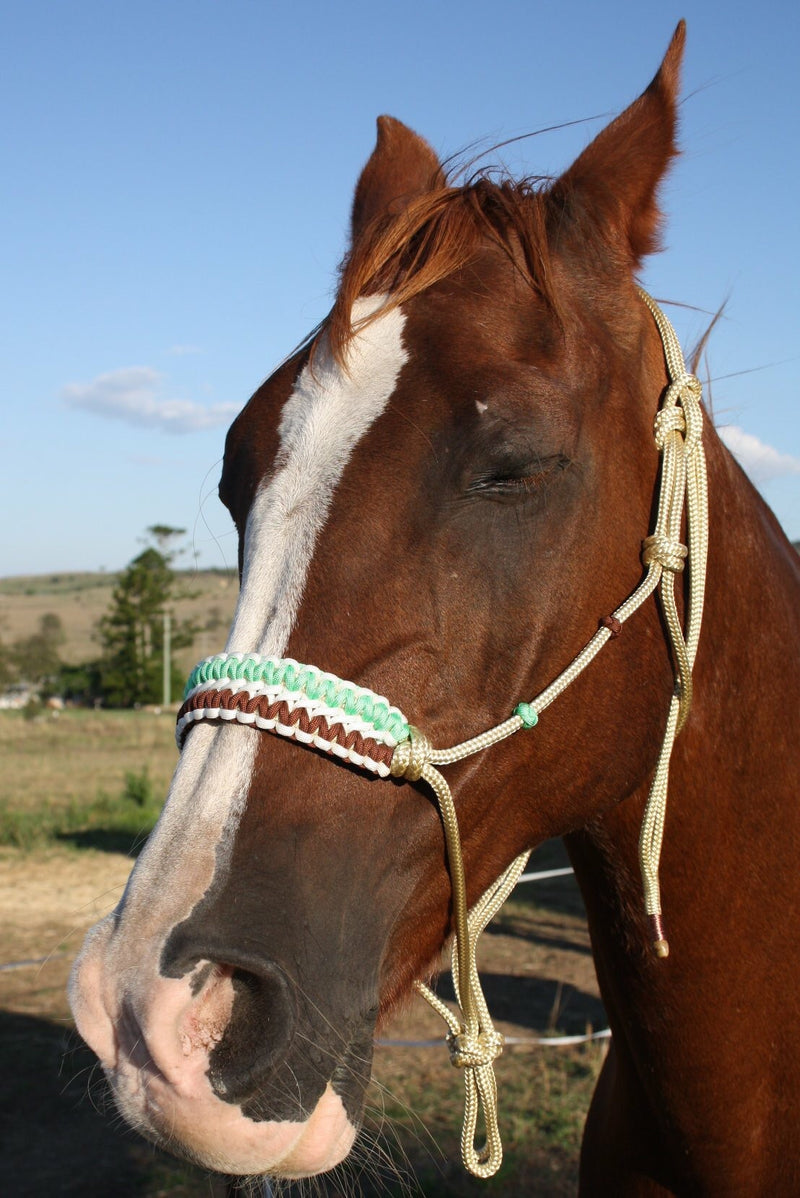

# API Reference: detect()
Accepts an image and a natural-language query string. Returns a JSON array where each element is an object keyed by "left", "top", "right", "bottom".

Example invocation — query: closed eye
[{"left": 467, "top": 453, "right": 572, "bottom": 498}]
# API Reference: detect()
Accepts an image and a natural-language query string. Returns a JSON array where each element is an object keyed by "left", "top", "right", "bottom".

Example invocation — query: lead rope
[
  {"left": 176, "top": 291, "right": 708, "bottom": 1178},
  {"left": 636, "top": 288, "right": 708, "bottom": 952},
  {"left": 391, "top": 727, "right": 531, "bottom": 1176}
]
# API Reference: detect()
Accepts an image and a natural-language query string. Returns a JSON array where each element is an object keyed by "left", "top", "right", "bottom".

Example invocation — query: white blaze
[
  {"left": 227, "top": 296, "right": 408, "bottom": 655},
  {"left": 81, "top": 298, "right": 408, "bottom": 991}
]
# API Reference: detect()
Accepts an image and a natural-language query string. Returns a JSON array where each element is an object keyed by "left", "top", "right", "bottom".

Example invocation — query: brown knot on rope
[
  {"left": 642, "top": 533, "right": 688, "bottom": 574},
  {"left": 447, "top": 1027, "right": 505, "bottom": 1069},
  {"left": 390, "top": 725, "right": 432, "bottom": 782}
]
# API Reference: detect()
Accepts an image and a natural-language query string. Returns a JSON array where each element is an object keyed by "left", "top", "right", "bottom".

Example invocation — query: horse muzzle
[{"left": 68, "top": 914, "right": 363, "bottom": 1177}]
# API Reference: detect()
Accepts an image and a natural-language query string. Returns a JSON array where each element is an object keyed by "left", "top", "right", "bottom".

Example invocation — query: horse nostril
[
  {"left": 161, "top": 933, "right": 299, "bottom": 1107},
  {"left": 204, "top": 955, "right": 297, "bottom": 1106}
]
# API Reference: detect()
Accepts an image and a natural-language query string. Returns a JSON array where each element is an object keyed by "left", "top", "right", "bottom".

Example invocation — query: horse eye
[{"left": 468, "top": 454, "right": 571, "bottom": 497}]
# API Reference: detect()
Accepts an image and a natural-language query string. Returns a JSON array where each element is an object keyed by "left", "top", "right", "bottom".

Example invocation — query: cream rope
[
  {"left": 391, "top": 729, "right": 530, "bottom": 1176},
  {"left": 385, "top": 290, "right": 708, "bottom": 1171},
  {"left": 636, "top": 288, "right": 708, "bottom": 952}
]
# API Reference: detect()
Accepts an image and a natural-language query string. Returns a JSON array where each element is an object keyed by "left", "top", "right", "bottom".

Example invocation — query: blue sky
[{"left": 3, "top": 1, "right": 798, "bottom": 576}]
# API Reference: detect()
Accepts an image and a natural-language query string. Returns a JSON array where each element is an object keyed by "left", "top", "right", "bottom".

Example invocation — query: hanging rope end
[{"left": 648, "top": 913, "right": 670, "bottom": 958}]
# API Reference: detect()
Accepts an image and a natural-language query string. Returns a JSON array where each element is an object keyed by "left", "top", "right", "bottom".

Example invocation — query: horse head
[{"left": 71, "top": 25, "right": 692, "bottom": 1180}]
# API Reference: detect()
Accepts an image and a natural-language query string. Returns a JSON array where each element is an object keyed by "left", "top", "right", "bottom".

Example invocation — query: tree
[
  {"left": 0, "top": 635, "right": 17, "bottom": 691},
  {"left": 11, "top": 612, "right": 65, "bottom": 689},
  {"left": 146, "top": 524, "right": 187, "bottom": 560},
  {"left": 98, "top": 530, "right": 197, "bottom": 708}
]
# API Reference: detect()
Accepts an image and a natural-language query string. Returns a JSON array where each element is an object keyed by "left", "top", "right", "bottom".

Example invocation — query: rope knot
[
  {"left": 653, "top": 405, "right": 686, "bottom": 451},
  {"left": 390, "top": 725, "right": 432, "bottom": 782},
  {"left": 447, "top": 1027, "right": 504, "bottom": 1069},
  {"left": 642, "top": 533, "right": 688, "bottom": 574}
]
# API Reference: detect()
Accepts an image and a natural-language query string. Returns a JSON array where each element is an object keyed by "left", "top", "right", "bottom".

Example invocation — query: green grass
[
  {"left": 0, "top": 708, "right": 175, "bottom": 852},
  {"left": 0, "top": 767, "right": 162, "bottom": 852},
  {"left": 357, "top": 1044, "right": 603, "bottom": 1197},
  {"left": 0, "top": 707, "right": 177, "bottom": 804}
]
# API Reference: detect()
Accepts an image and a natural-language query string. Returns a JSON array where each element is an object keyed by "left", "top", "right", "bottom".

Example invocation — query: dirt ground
[{"left": 0, "top": 843, "right": 604, "bottom": 1197}]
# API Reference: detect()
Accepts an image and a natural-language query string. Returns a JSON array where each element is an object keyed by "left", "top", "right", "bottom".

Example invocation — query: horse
[{"left": 69, "top": 21, "right": 800, "bottom": 1195}]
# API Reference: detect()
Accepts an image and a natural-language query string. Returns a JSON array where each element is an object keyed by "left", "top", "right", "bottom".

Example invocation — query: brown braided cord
[{"left": 177, "top": 687, "right": 396, "bottom": 771}]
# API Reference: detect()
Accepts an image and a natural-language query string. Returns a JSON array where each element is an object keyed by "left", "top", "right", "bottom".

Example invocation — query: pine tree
[{"left": 98, "top": 528, "right": 197, "bottom": 707}]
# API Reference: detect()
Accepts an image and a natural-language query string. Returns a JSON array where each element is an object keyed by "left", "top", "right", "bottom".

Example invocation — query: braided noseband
[{"left": 176, "top": 292, "right": 708, "bottom": 1178}]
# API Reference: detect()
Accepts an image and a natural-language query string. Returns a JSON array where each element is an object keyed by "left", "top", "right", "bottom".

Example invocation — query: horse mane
[{"left": 327, "top": 172, "right": 559, "bottom": 365}]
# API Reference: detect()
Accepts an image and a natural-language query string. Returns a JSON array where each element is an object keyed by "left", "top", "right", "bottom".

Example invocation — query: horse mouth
[{"left": 105, "top": 1054, "right": 362, "bottom": 1178}]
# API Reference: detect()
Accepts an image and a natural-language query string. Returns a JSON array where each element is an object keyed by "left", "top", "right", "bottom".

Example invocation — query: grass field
[{"left": 0, "top": 706, "right": 604, "bottom": 1197}]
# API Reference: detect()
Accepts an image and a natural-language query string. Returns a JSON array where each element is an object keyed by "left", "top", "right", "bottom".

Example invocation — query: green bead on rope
[{"left": 514, "top": 702, "right": 539, "bottom": 728}]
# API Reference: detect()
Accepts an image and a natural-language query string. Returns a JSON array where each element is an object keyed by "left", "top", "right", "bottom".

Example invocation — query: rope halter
[{"left": 176, "top": 291, "right": 708, "bottom": 1178}]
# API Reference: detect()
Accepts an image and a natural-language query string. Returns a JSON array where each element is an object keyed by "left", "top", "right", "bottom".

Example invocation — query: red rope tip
[{"left": 648, "top": 914, "right": 669, "bottom": 958}]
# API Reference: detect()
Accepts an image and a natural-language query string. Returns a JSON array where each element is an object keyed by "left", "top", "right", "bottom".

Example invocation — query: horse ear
[
  {"left": 350, "top": 116, "right": 444, "bottom": 243},
  {"left": 550, "top": 21, "right": 686, "bottom": 264}
]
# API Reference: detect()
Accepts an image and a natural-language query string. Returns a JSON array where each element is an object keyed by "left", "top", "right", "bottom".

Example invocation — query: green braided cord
[{"left": 184, "top": 654, "right": 411, "bottom": 743}]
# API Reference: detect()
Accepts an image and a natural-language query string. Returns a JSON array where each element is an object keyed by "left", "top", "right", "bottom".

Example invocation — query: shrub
[{"left": 122, "top": 767, "right": 154, "bottom": 808}]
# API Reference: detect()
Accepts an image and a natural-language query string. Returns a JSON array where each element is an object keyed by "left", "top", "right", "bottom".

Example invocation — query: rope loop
[
  {"left": 390, "top": 725, "right": 432, "bottom": 782},
  {"left": 448, "top": 1028, "right": 505, "bottom": 1070},
  {"left": 680, "top": 380, "right": 704, "bottom": 454},
  {"left": 642, "top": 534, "right": 688, "bottom": 573},
  {"left": 659, "top": 372, "right": 703, "bottom": 451}
]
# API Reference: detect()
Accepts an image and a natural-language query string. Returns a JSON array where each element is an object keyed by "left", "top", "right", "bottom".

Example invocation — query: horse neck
[{"left": 566, "top": 418, "right": 800, "bottom": 1046}]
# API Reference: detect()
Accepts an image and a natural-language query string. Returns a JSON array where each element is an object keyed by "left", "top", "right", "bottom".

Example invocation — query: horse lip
[{"left": 328, "top": 1010, "right": 377, "bottom": 1126}]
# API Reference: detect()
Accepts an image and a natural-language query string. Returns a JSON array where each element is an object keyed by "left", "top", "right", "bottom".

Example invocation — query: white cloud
[
  {"left": 718, "top": 425, "right": 800, "bottom": 484},
  {"left": 62, "top": 366, "right": 240, "bottom": 434}
]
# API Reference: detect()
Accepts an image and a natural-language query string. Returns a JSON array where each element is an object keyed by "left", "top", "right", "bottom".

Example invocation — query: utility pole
[{"left": 162, "top": 609, "right": 171, "bottom": 707}]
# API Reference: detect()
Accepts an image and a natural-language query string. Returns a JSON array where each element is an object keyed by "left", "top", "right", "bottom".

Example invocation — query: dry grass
[
  {"left": 0, "top": 708, "right": 178, "bottom": 813},
  {"left": 0, "top": 569, "right": 239, "bottom": 671}
]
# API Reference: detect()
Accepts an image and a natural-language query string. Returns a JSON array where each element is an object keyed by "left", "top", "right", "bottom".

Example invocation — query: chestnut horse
[{"left": 70, "top": 22, "right": 800, "bottom": 1195}]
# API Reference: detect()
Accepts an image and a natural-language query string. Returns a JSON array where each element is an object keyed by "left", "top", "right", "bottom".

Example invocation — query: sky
[{"left": 3, "top": 0, "right": 798, "bottom": 577}]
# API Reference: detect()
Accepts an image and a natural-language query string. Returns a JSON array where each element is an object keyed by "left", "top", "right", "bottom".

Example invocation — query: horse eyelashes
[{"left": 467, "top": 453, "right": 571, "bottom": 497}]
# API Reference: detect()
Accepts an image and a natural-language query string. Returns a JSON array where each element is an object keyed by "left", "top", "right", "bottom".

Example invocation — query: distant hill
[{"left": 0, "top": 570, "right": 240, "bottom": 672}]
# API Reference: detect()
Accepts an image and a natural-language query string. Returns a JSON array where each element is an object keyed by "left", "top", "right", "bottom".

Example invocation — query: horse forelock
[{"left": 327, "top": 173, "right": 561, "bottom": 367}]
